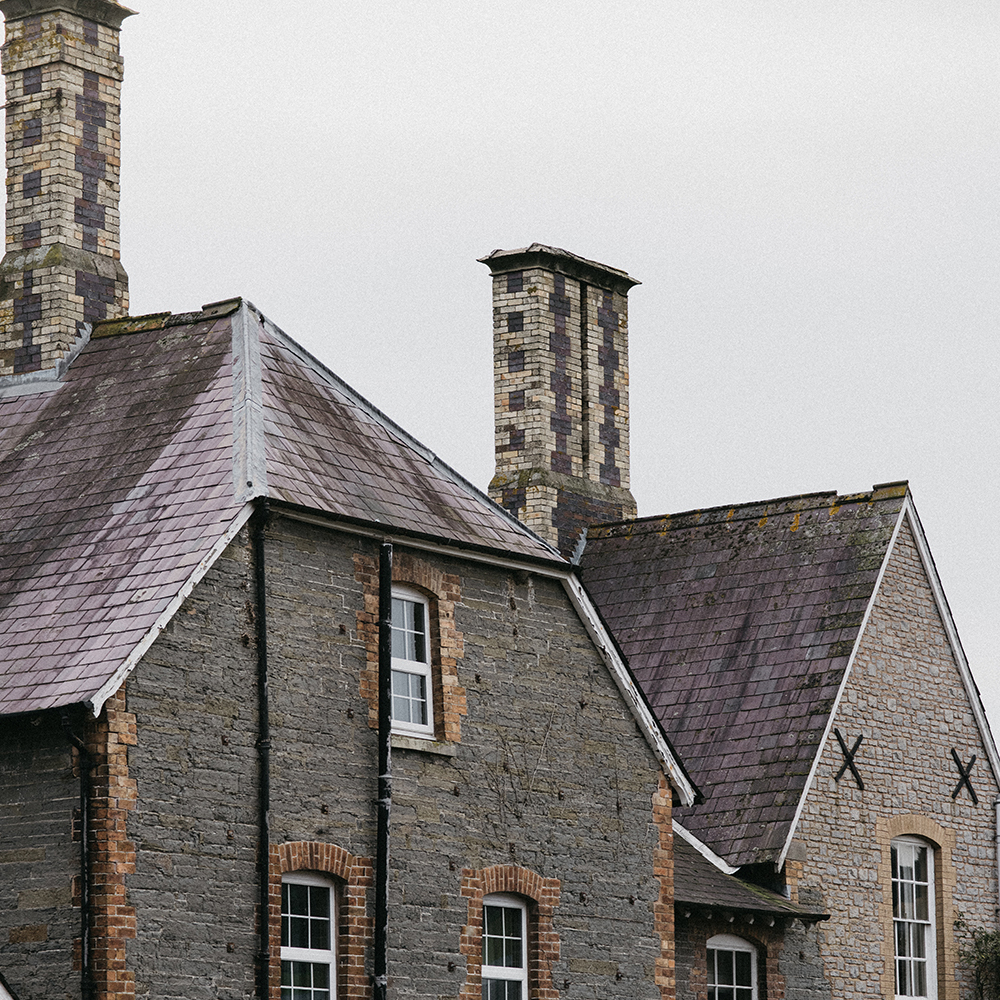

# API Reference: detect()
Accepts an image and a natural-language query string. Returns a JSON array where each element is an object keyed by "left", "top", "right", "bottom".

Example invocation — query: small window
[
  {"left": 892, "top": 837, "right": 937, "bottom": 999},
  {"left": 281, "top": 873, "right": 336, "bottom": 1000},
  {"left": 391, "top": 588, "right": 433, "bottom": 737},
  {"left": 707, "top": 934, "right": 757, "bottom": 1000},
  {"left": 482, "top": 894, "right": 527, "bottom": 999}
]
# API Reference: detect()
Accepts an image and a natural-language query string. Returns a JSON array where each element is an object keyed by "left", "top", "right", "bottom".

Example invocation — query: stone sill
[{"left": 390, "top": 733, "right": 457, "bottom": 757}]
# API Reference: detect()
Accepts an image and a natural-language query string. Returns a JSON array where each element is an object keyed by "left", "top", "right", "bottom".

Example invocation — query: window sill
[{"left": 390, "top": 733, "right": 457, "bottom": 757}]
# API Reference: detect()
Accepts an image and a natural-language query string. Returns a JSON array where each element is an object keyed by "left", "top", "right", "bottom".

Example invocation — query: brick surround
[
  {"left": 270, "top": 841, "right": 374, "bottom": 1000},
  {"left": 354, "top": 548, "right": 467, "bottom": 742},
  {"left": 0, "top": 0, "right": 131, "bottom": 377},
  {"left": 458, "top": 864, "right": 561, "bottom": 1000},
  {"left": 653, "top": 772, "right": 677, "bottom": 1000}
]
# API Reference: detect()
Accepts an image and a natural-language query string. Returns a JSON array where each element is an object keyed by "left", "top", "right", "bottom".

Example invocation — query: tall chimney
[
  {"left": 481, "top": 244, "right": 639, "bottom": 556},
  {"left": 0, "top": 0, "right": 133, "bottom": 381}
]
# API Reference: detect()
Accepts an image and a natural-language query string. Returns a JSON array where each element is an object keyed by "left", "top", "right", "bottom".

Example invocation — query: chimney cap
[
  {"left": 478, "top": 243, "right": 640, "bottom": 295},
  {"left": 0, "top": 0, "right": 136, "bottom": 29}
]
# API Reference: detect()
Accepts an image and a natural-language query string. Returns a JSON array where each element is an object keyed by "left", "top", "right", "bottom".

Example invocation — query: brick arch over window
[
  {"left": 876, "top": 815, "right": 958, "bottom": 1000},
  {"left": 354, "top": 548, "right": 467, "bottom": 742},
  {"left": 459, "top": 865, "right": 560, "bottom": 999},
  {"left": 268, "top": 841, "right": 374, "bottom": 1000}
]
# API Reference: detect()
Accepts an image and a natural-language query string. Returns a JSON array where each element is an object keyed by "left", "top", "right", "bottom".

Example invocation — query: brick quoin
[
  {"left": 354, "top": 548, "right": 467, "bottom": 742},
  {"left": 270, "top": 841, "right": 374, "bottom": 1000},
  {"left": 83, "top": 682, "right": 137, "bottom": 1000},
  {"left": 652, "top": 772, "right": 677, "bottom": 1000},
  {"left": 459, "top": 864, "right": 561, "bottom": 1000}
]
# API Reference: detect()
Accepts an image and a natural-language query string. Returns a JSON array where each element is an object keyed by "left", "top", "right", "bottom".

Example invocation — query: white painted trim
[
  {"left": 86, "top": 504, "right": 256, "bottom": 716},
  {"left": 674, "top": 819, "right": 739, "bottom": 874},
  {"left": 0, "top": 977, "right": 15, "bottom": 1000},
  {"left": 902, "top": 496, "right": 1000, "bottom": 787},
  {"left": 561, "top": 574, "right": 698, "bottom": 806},
  {"left": 231, "top": 301, "right": 267, "bottom": 502},
  {"left": 775, "top": 503, "right": 907, "bottom": 871}
]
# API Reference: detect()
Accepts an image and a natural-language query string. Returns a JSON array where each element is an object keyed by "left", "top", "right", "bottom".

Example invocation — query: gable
[{"left": 578, "top": 485, "right": 908, "bottom": 866}]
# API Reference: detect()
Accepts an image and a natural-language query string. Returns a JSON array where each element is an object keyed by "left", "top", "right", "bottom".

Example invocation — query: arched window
[
  {"left": 707, "top": 933, "right": 757, "bottom": 1000},
  {"left": 281, "top": 871, "right": 337, "bottom": 1000},
  {"left": 391, "top": 586, "right": 434, "bottom": 737},
  {"left": 892, "top": 836, "right": 937, "bottom": 999},
  {"left": 482, "top": 893, "right": 528, "bottom": 999}
]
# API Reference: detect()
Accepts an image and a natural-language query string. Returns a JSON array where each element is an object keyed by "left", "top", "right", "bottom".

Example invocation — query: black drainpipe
[
  {"left": 374, "top": 541, "right": 392, "bottom": 999},
  {"left": 60, "top": 706, "right": 92, "bottom": 1000},
  {"left": 253, "top": 501, "right": 272, "bottom": 999}
]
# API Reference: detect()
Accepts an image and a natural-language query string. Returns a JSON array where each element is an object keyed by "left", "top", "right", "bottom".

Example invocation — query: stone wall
[
  {"left": 795, "top": 515, "right": 999, "bottom": 1000},
  {"left": 0, "top": 710, "right": 81, "bottom": 1000},
  {"left": 118, "top": 513, "right": 673, "bottom": 998}
]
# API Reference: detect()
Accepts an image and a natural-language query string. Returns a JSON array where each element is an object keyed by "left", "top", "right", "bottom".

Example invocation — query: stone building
[{"left": 2, "top": 2, "right": 998, "bottom": 1000}]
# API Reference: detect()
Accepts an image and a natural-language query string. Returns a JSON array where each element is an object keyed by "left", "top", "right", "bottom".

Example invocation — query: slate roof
[
  {"left": 673, "top": 835, "right": 826, "bottom": 920},
  {"left": 578, "top": 486, "right": 907, "bottom": 866},
  {"left": 0, "top": 300, "right": 562, "bottom": 716}
]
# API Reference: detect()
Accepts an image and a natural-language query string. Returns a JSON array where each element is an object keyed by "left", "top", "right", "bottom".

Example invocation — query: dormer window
[{"left": 391, "top": 588, "right": 433, "bottom": 737}]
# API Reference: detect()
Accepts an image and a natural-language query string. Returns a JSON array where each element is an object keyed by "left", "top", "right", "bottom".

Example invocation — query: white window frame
[
  {"left": 390, "top": 586, "right": 434, "bottom": 738},
  {"left": 706, "top": 933, "right": 757, "bottom": 1000},
  {"left": 892, "top": 836, "right": 938, "bottom": 1000},
  {"left": 482, "top": 893, "right": 528, "bottom": 999},
  {"left": 281, "top": 871, "right": 337, "bottom": 1000}
]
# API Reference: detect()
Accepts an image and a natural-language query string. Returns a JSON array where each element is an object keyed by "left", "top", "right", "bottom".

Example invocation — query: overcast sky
[{"left": 115, "top": 3, "right": 999, "bottom": 731}]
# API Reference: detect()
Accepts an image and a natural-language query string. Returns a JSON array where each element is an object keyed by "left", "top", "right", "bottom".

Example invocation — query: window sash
[
  {"left": 482, "top": 898, "right": 527, "bottom": 998},
  {"left": 281, "top": 876, "right": 336, "bottom": 1000},
  {"left": 390, "top": 592, "right": 433, "bottom": 736},
  {"left": 892, "top": 839, "right": 936, "bottom": 999},
  {"left": 706, "top": 935, "right": 756, "bottom": 1000}
]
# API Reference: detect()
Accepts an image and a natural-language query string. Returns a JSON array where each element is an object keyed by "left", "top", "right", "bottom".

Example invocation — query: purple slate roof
[
  {"left": 0, "top": 301, "right": 560, "bottom": 716},
  {"left": 578, "top": 486, "right": 907, "bottom": 867}
]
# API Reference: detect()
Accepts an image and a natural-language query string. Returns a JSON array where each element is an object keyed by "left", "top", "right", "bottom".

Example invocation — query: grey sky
[{"left": 116, "top": 3, "right": 999, "bottom": 727}]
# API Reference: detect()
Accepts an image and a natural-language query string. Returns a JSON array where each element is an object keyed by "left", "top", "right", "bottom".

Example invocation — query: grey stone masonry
[
  {"left": 113, "top": 514, "right": 674, "bottom": 999},
  {"left": 795, "top": 515, "right": 1000, "bottom": 1000},
  {"left": 0, "top": 0, "right": 132, "bottom": 378},
  {"left": 0, "top": 710, "right": 82, "bottom": 1000},
  {"left": 481, "top": 245, "right": 638, "bottom": 555}
]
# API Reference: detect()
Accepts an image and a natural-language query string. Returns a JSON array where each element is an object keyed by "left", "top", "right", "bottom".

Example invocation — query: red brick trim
[
  {"left": 459, "top": 864, "right": 560, "bottom": 1000},
  {"left": 652, "top": 772, "right": 676, "bottom": 1000},
  {"left": 269, "top": 841, "right": 374, "bottom": 1000},
  {"left": 354, "top": 549, "right": 467, "bottom": 742},
  {"left": 86, "top": 683, "right": 138, "bottom": 1000},
  {"left": 679, "top": 917, "right": 786, "bottom": 1000}
]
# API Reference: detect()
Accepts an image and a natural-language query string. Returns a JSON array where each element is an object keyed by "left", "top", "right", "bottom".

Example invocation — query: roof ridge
[{"left": 587, "top": 483, "right": 909, "bottom": 538}]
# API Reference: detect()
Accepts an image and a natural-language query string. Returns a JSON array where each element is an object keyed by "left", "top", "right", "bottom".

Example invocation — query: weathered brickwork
[
  {"left": 355, "top": 548, "right": 467, "bottom": 742},
  {"left": 0, "top": 712, "right": 81, "bottom": 1000},
  {"left": 0, "top": 2, "right": 130, "bottom": 376},
  {"left": 270, "top": 841, "right": 374, "bottom": 1000},
  {"left": 458, "top": 865, "right": 561, "bottom": 1000},
  {"left": 484, "top": 248, "right": 637, "bottom": 554},
  {"left": 653, "top": 773, "right": 676, "bottom": 999},
  {"left": 795, "top": 516, "right": 999, "bottom": 1000}
]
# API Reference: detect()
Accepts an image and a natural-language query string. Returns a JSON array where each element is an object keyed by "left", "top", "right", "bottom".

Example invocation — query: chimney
[
  {"left": 480, "top": 244, "right": 639, "bottom": 556},
  {"left": 0, "top": 0, "right": 133, "bottom": 381}
]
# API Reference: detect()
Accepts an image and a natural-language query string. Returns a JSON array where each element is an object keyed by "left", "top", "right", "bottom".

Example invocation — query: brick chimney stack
[
  {"left": 0, "top": 0, "right": 133, "bottom": 381},
  {"left": 481, "top": 244, "right": 639, "bottom": 556}
]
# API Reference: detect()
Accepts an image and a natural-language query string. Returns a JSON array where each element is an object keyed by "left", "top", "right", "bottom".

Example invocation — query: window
[
  {"left": 892, "top": 837, "right": 937, "bottom": 999},
  {"left": 391, "top": 588, "right": 433, "bottom": 737},
  {"left": 482, "top": 894, "right": 527, "bottom": 1000},
  {"left": 707, "top": 934, "right": 757, "bottom": 1000},
  {"left": 281, "top": 873, "right": 336, "bottom": 1000}
]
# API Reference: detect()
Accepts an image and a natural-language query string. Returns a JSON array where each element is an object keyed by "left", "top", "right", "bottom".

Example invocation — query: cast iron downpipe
[
  {"left": 60, "top": 706, "right": 92, "bottom": 1000},
  {"left": 375, "top": 542, "right": 393, "bottom": 999},
  {"left": 253, "top": 501, "right": 272, "bottom": 999}
]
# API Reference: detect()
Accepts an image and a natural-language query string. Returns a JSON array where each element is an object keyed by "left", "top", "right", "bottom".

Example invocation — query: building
[{"left": 1, "top": 2, "right": 997, "bottom": 1000}]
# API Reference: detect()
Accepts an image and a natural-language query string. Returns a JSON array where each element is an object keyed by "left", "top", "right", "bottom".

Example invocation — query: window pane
[
  {"left": 735, "top": 950, "right": 751, "bottom": 985},
  {"left": 290, "top": 916, "right": 310, "bottom": 949},
  {"left": 289, "top": 883, "right": 309, "bottom": 914},
  {"left": 717, "top": 949, "right": 734, "bottom": 985},
  {"left": 310, "top": 885, "right": 330, "bottom": 918}
]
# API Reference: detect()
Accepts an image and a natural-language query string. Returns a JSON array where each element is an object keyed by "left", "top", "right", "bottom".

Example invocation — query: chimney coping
[
  {"left": 0, "top": 0, "right": 136, "bottom": 29},
  {"left": 478, "top": 243, "right": 640, "bottom": 295}
]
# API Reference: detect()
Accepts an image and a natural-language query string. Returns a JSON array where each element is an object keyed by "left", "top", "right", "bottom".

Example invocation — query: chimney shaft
[
  {"left": 0, "top": 0, "right": 133, "bottom": 380},
  {"left": 481, "top": 244, "right": 639, "bottom": 556}
]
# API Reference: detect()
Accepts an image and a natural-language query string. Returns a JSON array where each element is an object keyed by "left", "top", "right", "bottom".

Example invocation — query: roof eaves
[
  {"left": 562, "top": 574, "right": 701, "bottom": 806},
  {"left": 249, "top": 306, "right": 564, "bottom": 564},
  {"left": 673, "top": 819, "right": 738, "bottom": 875},
  {"left": 85, "top": 503, "right": 255, "bottom": 716}
]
